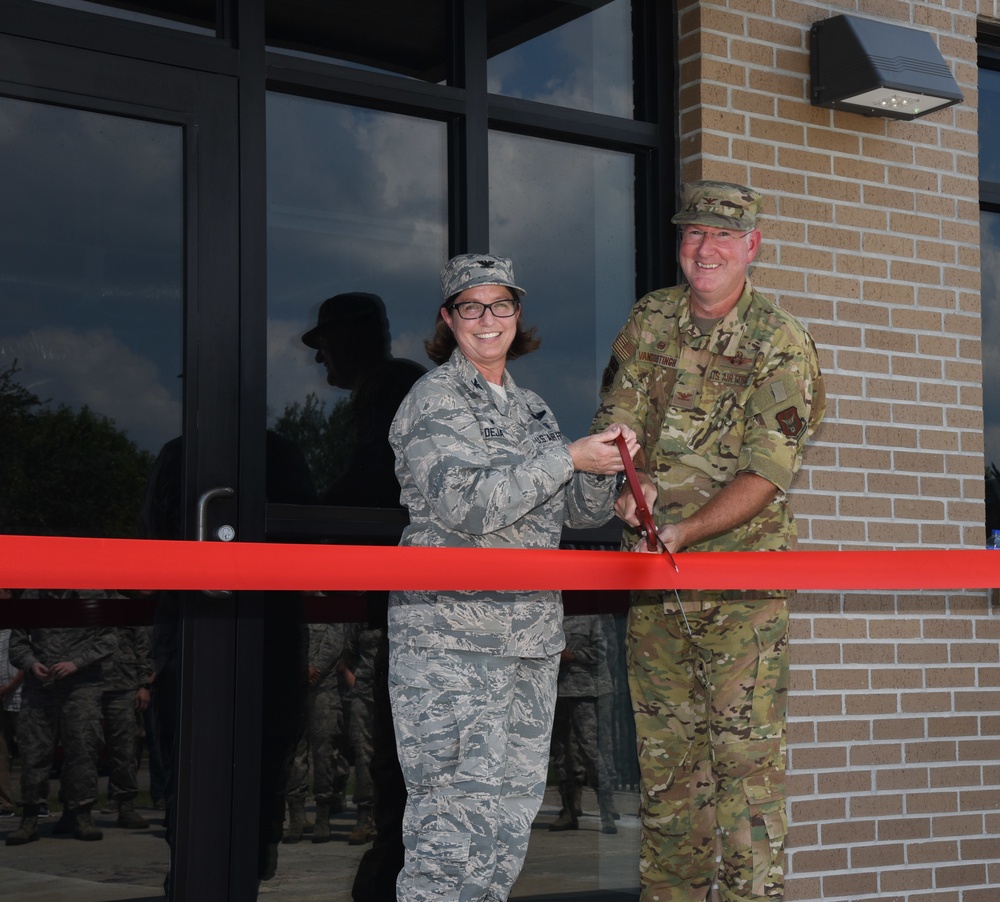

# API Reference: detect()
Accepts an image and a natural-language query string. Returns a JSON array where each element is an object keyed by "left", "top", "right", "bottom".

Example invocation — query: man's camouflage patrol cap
[
  {"left": 440, "top": 253, "right": 525, "bottom": 302},
  {"left": 670, "top": 179, "right": 764, "bottom": 231}
]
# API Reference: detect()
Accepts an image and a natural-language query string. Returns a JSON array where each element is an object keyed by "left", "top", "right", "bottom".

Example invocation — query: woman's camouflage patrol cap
[
  {"left": 440, "top": 253, "right": 526, "bottom": 301},
  {"left": 670, "top": 180, "right": 764, "bottom": 231}
]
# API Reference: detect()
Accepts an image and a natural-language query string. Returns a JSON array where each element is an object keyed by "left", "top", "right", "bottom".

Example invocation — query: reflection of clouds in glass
[
  {"left": 0, "top": 327, "right": 180, "bottom": 453},
  {"left": 487, "top": 0, "right": 631, "bottom": 117},
  {"left": 266, "top": 96, "right": 448, "bottom": 425},
  {"left": 392, "top": 330, "right": 431, "bottom": 367},
  {"left": 265, "top": 316, "right": 345, "bottom": 424},
  {"left": 1, "top": 97, "right": 182, "bottom": 255},
  {"left": 490, "top": 131, "right": 633, "bottom": 436},
  {"left": 0, "top": 97, "right": 184, "bottom": 456}
]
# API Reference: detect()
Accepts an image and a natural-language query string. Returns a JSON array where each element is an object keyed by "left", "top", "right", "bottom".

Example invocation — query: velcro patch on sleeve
[{"left": 746, "top": 374, "right": 808, "bottom": 439}]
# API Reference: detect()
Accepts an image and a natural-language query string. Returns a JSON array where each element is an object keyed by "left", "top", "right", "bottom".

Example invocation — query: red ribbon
[{"left": 0, "top": 535, "right": 997, "bottom": 592}]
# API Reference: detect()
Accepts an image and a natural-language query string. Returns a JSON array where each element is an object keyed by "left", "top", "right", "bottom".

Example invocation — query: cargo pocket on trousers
[
  {"left": 750, "top": 619, "right": 788, "bottom": 740},
  {"left": 743, "top": 772, "right": 787, "bottom": 897},
  {"left": 637, "top": 735, "right": 693, "bottom": 838},
  {"left": 414, "top": 829, "right": 472, "bottom": 883}
]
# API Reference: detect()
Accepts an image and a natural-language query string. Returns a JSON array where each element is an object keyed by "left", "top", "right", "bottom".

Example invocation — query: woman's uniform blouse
[{"left": 388, "top": 348, "right": 617, "bottom": 658}]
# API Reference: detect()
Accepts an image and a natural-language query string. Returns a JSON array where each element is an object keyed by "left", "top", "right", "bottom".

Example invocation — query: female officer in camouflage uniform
[{"left": 387, "top": 253, "right": 638, "bottom": 902}]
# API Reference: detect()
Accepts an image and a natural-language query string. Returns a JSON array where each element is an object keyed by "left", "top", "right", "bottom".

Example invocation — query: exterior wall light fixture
[{"left": 810, "top": 14, "right": 962, "bottom": 120}]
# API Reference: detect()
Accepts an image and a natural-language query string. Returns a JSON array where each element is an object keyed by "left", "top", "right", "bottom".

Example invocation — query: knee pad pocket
[{"left": 743, "top": 771, "right": 787, "bottom": 897}]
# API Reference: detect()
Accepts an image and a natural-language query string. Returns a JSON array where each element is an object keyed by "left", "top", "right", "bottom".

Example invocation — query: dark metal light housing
[{"left": 810, "top": 15, "right": 962, "bottom": 120}]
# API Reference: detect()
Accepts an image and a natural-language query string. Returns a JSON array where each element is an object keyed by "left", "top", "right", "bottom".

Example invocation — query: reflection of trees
[
  {"left": 272, "top": 392, "right": 352, "bottom": 501},
  {"left": 0, "top": 362, "right": 153, "bottom": 537}
]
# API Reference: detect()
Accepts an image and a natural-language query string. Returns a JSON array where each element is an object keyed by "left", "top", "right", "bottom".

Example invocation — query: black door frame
[{"left": 0, "top": 31, "right": 251, "bottom": 899}]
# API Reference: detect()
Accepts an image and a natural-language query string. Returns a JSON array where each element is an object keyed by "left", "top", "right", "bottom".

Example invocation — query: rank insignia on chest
[{"left": 671, "top": 388, "right": 696, "bottom": 410}]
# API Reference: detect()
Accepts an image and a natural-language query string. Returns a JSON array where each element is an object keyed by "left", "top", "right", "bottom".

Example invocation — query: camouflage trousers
[
  {"left": 285, "top": 684, "right": 350, "bottom": 804},
  {"left": 19, "top": 679, "right": 102, "bottom": 812},
  {"left": 389, "top": 646, "right": 559, "bottom": 902},
  {"left": 348, "top": 681, "right": 375, "bottom": 808},
  {"left": 102, "top": 690, "right": 141, "bottom": 800},
  {"left": 549, "top": 694, "right": 616, "bottom": 806},
  {"left": 627, "top": 596, "right": 789, "bottom": 902}
]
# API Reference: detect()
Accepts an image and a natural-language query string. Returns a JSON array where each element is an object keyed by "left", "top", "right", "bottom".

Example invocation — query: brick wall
[{"left": 676, "top": 2, "right": 997, "bottom": 899}]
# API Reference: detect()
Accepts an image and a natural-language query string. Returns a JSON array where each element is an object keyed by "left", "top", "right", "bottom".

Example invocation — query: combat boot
[
  {"left": 312, "top": 802, "right": 332, "bottom": 844},
  {"left": 72, "top": 806, "right": 103, "bottom": 841},
  {"left": 52, "top": 807, "right": 75, "bottom": 834},
  {"left": 348, "top": 805, "right": 376, "bottom": 845},
  {"left": 117, "top": 799, "right": 150, "bottom": 829},
  {"left": 598, "top": 787, "right": 618, "bottom": 834},
  {"left": 282, "top": 799, "right": 306, "bottom": 844},
  {"left": 5, "top": 806, "right": 40, "bottom": 846},
  {"left": 549, "top": 786, "right": 579, "bottom": 832},
  {"left": 572, "top": 786, "right": 584, "bottom": 818}
]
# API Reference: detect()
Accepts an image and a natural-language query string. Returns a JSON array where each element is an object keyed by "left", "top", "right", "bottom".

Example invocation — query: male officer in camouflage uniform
[
  {"left": 6, "top": 608, "right": 118, "bottom": 844},
  {"left": 592, "top": 181, "right": 825, "bottom": 901}
]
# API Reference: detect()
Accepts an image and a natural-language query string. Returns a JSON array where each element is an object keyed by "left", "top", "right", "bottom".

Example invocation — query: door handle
[{"left": 196, "top": 486, "right": 235, "bottom": 598}]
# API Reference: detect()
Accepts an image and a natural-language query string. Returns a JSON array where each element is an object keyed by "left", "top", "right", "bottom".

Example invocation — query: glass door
[{"left": 0, "top": 34, "right": 246, "bottom": 899}]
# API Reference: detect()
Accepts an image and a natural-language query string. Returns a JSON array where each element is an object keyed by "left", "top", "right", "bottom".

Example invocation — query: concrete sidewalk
[{"left": 0, "top": 788, "right": 641, "bottom": 901}]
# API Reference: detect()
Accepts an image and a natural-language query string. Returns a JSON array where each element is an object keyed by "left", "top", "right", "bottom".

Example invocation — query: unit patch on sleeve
[{"left": 775, "top": 406, "right": 804, "bottom": 438}]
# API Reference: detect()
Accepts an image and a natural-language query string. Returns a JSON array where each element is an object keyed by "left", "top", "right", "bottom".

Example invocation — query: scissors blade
[{"left": 647, "top": 522, "right": 680, "bottom": 573}]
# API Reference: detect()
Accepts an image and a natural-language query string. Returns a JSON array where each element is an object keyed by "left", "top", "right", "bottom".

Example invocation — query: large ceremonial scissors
[{"left": 615, "top": 434, "right": 679, "bottom": 572}]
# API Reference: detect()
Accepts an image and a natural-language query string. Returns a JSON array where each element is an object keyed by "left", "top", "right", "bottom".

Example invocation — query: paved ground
[{"left": 0, "top": 788, "right": 641, "bottom": 901}]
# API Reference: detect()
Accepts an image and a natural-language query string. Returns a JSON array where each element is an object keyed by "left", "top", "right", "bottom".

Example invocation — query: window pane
[
  {"left": 487, "top": 0, "right": 633, "bottom": 118},
  {"left": 0, "top": 92, "right": 181, "bottom": 894},
  {"left": 266, "top": 94, "right": 447, "bottom": 506},
  {"left": 489, "top": 131, "right": 636, "bottom": 442},
  {"left": 30, "top": 0, "right": 216, "bottom": 35},
  {"left": 982, "top": 210, "right": 1000, "bottom": 534},
  {"left": 0, "top": 96, "right": 184, "bottom": 539},
  {"left": 980, "top": 69, "right": 1000, "bottom": 184}
]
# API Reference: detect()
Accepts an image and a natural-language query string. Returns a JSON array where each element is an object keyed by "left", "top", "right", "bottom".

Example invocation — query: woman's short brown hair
[{"left": 423, "top": 290, "right": 541, "bottom": 366}]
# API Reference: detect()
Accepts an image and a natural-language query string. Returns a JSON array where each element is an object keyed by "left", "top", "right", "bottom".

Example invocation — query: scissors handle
[{"left": 614, "top": 434, "right": 679, "bottom": 572}]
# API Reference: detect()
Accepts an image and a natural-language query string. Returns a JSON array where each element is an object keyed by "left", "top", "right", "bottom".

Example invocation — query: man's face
[
  {"left": 313, "top": 332, "right": 351, "bottom": 388},
  {"left": 678, "top": 225, "right": 761, "bottom": 315}
]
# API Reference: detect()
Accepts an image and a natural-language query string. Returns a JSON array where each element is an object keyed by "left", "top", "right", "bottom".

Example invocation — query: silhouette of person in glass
[
  {"left": 301, "top": 291, "right": 424, "bottom": 901},
  {"left": 303, "top": 291, "right": 427, "bottom": 507}
]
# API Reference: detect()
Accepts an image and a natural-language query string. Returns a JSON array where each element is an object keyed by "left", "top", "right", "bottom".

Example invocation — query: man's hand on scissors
[
  {"left": 634, "top": 521, "right": 681, "bottom": 555},
  {"left": 614, "top": 469, "right": 657, "bottom": 527}
]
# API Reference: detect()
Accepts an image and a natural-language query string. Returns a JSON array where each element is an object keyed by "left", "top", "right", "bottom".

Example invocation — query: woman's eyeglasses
[{"left": 449, "top": 299, "right": 519, "bottom": 319}]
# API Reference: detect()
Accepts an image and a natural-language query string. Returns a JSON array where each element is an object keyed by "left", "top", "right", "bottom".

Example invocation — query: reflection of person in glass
[
  {"left": 548, "top": 613, "right": 620, "bottom": 835},
  {"left": 302, "top": 291, "right": 426, "bottom": 507},
  {"left": 301, "top": 291, "right": 423, "bottom": 901},
  {"left": 7, "top": 608, "right": 117, "bottom": 844},
  {"left": 387, "top": 254, "right": 639, "bottom": 901},
  {"left": 0, "top": 616, "right": 25, "bottom": 820}
]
